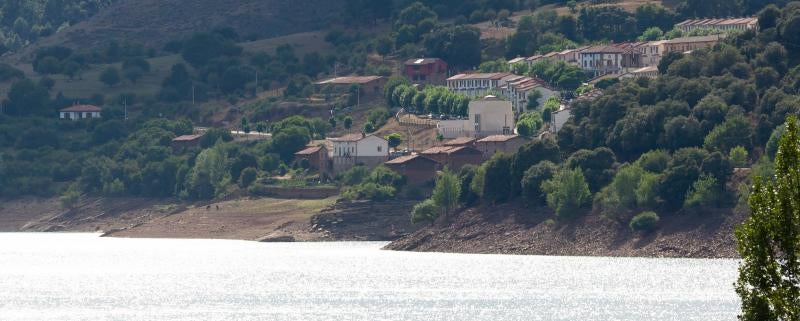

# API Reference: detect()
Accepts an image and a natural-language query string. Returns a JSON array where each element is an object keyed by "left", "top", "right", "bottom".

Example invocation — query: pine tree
[{"left": 735, "top": 116, "right": 800, "bottom": 320}]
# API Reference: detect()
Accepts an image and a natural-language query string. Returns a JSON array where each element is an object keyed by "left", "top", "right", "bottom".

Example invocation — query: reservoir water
[{"left": 0, "top": 233, "right": 739, "bottom": 320}]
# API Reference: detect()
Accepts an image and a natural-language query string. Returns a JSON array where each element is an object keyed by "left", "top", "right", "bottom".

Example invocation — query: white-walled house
[
  {"left": 328, "top": 133, "right": 389, "bottom": 174},
  {"left": 437, "top": 95, "right": 515, "bottom": 139},
  {"left": 579, "top": 45, "right": 626, "bottom": 77},
  {"left": 59, "top": 105, "right": 102, "bottom": 120},
  {"left": 503, "top": 76, "right": 558, "bottom": 114}
]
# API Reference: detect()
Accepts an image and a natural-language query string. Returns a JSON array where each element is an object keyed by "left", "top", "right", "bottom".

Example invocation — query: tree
[
  {"left": 541, "top": 168, "right": 592, "bottom": 219},
  {"left": 123, "top": 66, "right": 143, "bottom": 84},
  {"left": 343, "top": 116, "right": 353, "bottom": 129},
  {"left": 482, "top": 153, "right": 513, "bottom": 204},
  {"left": 704, "top": 115, "right": 753, "bottom": 153},
  {"left": 239, "top": 167, "right": 258, "bottom": 188},
  {"left": 4, "top": 79, "right": 50, "bottom": 116},
  {"left": 386, "top": 133, "right": 403, "bottom": 149},
  {"left": 411, "top": 199, "right": 439, "bottom": 224},
  {"left": 181, "top": 32, "right": 242, "bottom": 66},
  {"left": 526, "top": 90, "right": 543, "bottom": 110},
  {"left": 376, "top": 37, "right": 393, "bottom": 58},
  {"left": 272, "top": 126, "right": 311, "bottom": 161},
  {"left": 99, "top": 66, "right": 120, "bottom": 87},
  {"left": 521, "top": 161, "right": 558, "bottom": 206},
  {"left": 432, "top": 168, "right": 461, "bottom": 220},
  {"left": 187, "top": 141, "right": 230, "bottom": 200},
  {"left": 638, "top": 27, "right": 664, "bottom": 41},
  {"left": 736, "top": 116, "right": 800, "bottom": 321},
  {"left": 729, "top": 146, "right": 748, "bottom": 168}
]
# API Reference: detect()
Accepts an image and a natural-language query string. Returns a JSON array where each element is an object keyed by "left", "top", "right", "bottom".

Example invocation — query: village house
[
  {"left": 171, "top": 134, "right": 203, "bottom": 152},
  {"left": 502, "top": 75, "right": 558, "bottom": 114},
  {"left": 446, "top": 72, "right": 513, "bottom": 98},
  {"left": 328, "top": 133, "right": 389, "bottom": 174},
  {"left": 579, "top": 45, "right": 626, "bottom": 77},
  {"left": 437, "top": 95, "right": 515, "bottom": 139},
  {"left": 662, "top": 35, "right": 723, "bottom": 54},
  {"left": 556, "top": 47, "right": 588, "bottom": 66},
  {"left": 384, "top": 155, "right": 439, "bottom": 186},
  {"left": 637, "top": 40, "right": 666, "bottom": 67},
  {"left": 676, "top": 17, "right": 758, "bottom": 34},
  {"left": 475, "top": 134, "right": 528, "bottom": 159},
  {"left": 621, "top": 66, "right": 660, "bottom": 79},
  {"left": 59, "top": 105, "right": 102, "bottom": 120},
  {"left": 404, "top": 58, "right": 448, "bottom": 85},
  {"left": 420, "top": 145, "right": 483, "bottom": 170},
  {"left": 294, "top": 145, "right": 329, "bottom": 174},
  {"left": 314, "top": 76, "right": 387, "bottom": 97}
]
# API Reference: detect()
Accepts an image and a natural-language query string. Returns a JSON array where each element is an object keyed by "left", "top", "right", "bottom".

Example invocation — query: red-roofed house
[
  {"left": 404, "top": 58, "right": 448, "bottom": 85},
  {"left": 475, "top": 134, "right": 528, "bottom": 159},
  {"left": 328, "top": 133, "right": 389, "bottom": 174},
  {"left": 385, "top": 155, "right": 438, "bottom": 186},
  {"left": 294, "top": 145, "right": 329, "bottom": 173},
  {"left": 59, "top": 105, "right": 102, "bottom": 120}
]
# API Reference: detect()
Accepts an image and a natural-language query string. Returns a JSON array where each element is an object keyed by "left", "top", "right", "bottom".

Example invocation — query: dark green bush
[{"left": 629, "top": 211, "right": 660, "bottom": 232}]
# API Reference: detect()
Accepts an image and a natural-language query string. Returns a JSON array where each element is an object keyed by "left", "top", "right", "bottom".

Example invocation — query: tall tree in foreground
[
  {"left": 432, "top": 168, "right": 461, "bottom": 221},
  {"left": 735, "top": 116, "right": 800, "bottom": 321}
]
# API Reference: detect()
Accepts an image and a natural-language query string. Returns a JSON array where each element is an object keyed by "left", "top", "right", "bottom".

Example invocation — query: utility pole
[
  {"left": 255, "top": 70, "right": 259, "bottom": 95},
  {"left": 123, "top": 97, "right": 128, "bottom": 121},
  {"left": 192, "top": 83, "right": 196, "bottom": 106}
]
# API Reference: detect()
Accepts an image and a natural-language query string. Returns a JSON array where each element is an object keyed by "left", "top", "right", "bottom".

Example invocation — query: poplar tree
[{"left": 735, "top": 116, "right": 800, "bottom": 320}]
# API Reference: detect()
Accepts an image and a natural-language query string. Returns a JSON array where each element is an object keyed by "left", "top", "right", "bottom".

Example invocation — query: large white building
[
  {"left": 446, "top": 72, "right": 513, "bottom": 98},
  {"left": 437, "top": 96, "right": 515, "bottom": 139},
  {"left": 59, "top": 105, "right": 102, "bottom": 120},
  {"left": 328, "top": 133, "right": 389, "bottom": 174}
]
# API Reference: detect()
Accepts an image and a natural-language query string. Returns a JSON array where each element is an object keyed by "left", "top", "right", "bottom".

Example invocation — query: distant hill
[{"left": 11, "top": 0, "right": 344, "bottom": 60}]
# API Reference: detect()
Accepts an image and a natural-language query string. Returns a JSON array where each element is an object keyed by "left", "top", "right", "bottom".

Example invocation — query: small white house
[
  {"left": 328, "top": 133, "right": 389, "bottom": 174},
  {"left": 59, "top": 105, "right": 102, "bottom": 120},
  {"left": 437, "top": 95, "right": 515, "bottom": 139}
]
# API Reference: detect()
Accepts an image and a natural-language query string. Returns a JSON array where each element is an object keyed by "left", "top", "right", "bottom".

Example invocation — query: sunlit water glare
[{"left": 0, "top": 233, "right": 739, "bottom": 320}]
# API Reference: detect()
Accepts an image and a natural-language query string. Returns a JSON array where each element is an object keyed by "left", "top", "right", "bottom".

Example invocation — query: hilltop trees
[{"left": 736, "top": 117, "right": 800, "bottom": 320}]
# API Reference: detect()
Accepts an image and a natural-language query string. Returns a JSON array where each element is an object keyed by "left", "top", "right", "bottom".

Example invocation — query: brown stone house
[
  {"left": 475, "top": 135, "right": 528, "bottom": 159},
  {"left": 420, "top": 145, "right": 483, "bottom": 170},
  {"left": 171, "top": 134, "right": 204, "bottom": 152},
  {"left": 294, "top": 145, "right": 329, "bottom": 174},
  {"left": 385, "top": 155, "right": 439, "bottom": 186}
]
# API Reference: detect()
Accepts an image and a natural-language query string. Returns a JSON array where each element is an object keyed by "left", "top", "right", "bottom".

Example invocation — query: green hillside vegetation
[{"left": 417, "top": 2, "right": 800, "bottom": 230}]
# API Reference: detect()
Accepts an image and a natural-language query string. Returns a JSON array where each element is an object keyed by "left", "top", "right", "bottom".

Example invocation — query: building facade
[
  {"left": 294, "top": 145, "right": 330, "bottom": 174},
  {"left": 475, "top": 135, "right": 528, "bottom": 159},
  {"left": 437, "top": 96, "right": 515, "bottom": 139},
  {"left": 329, "top": 133, "right": 389, "bottom": 174},
  {"left": 404, "top": 58, "right": 448, "bottom": 85},
  {"left": 446, "top": 72, "right": 512, "bottom": 98},
  {"left": 59, "top": 105, "right": 102, "bottom": 120},
  {"left": 384, "top": 155, "right": 439, "bottom": 186},
  {"left": 662, "top": 35, "right": 723, "bottom": 54},
  {"left": 579, "top": 45, "right": 626, "bottom": 77}
]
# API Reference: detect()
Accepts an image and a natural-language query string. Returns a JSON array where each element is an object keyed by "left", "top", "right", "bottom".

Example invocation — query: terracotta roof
[
  {"left": 663, "top": 35, "right": 723, "bottom": 44},
  {"left": 172, "top": 134, "right": 203, "bottom": 142},
  {"left": 421, "top": 146, "right": 453, "bottom": 155},
  {"left": 477, "top": 134, "right": 521, "bottom": 142},
  {"left": 60, "top": 105, "right": 102, "bottom": 112},
  {"left": 315, "top": 76, "right": 383, "bottom": 85},
  {"left": 581, "top": 45, "right": 626, "bottom": 54},
  {"left": 443, "top": 137, "right": 476, "bottom": 146},
  {"left": 405, "top": 58, "right": 444, "bottom": 65},
  {"left": 295, "top": 145, "right": 324, "bottom": 155},
  {"left": 447, "top": 72, "right": 512, "bottom": 81},
  {"left": 385, "top": 154, "right": 437, "bottom": 165},
  {"left": 443, "top": 145, "right": 481, "bottom": 155},
  {"left": 328, "top": 133, "right": 365, "bottom": 142},
  {"left": 676, "top": 17, "right": 757, "bottom": 27},
  {"left": 508, "top": 57, "right": 526, "bottom": 64}
]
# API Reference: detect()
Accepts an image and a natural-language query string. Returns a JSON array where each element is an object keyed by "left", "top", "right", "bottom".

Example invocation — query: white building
[
  {"left": 637, "top": 40, "right": 666, "bottom": 67},
  {"left": 446, "top": 72, "right": 513, "bottom": 98},
  {"left": 328, "top": 133, "right": 389, "bottom": 174},
  {"left": 676, "top": 17, "right": 758, "bottom": 34},
  {"left": 579, "top": 45, "right": 626, "bottom": 77},
  {"left": 502, "top": 76, "right": 558, "bottom": 114},
  {"left": 437, "top": 95, "right": 515, "bottom": 139},
  {"left": 59, "top": 105, "right": 102, "bottom": 120}
]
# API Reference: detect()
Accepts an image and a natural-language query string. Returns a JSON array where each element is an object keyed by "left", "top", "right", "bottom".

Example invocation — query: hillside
[{"left": 9, "top": 0, "right": 344, "bottom": 61}]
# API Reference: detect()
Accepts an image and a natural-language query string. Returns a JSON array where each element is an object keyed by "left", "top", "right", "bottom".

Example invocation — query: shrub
[
  {"left": 239, "top": 167, "right": 258, "bottom": 188},
  {"left": 521, "top": 161, "right": 558, "bottom": 206},
  {"left": 729, "top": 146, "right": 748, "bottom": 168},
  {"left": 541, "top": 168, "right": 591, "bottom": 219},
  {"left": 684, "top": 175, "right": 719, "bottom": 209},
  {"left": 629, "top": 211, "right": 659, "bottom": 232},
  {"left": 411, "top": 199, "right": 439, "bottom": 224}
]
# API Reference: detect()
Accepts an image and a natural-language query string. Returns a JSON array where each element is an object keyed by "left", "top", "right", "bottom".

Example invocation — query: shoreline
[{"left": 1, "top": 197, "right": 743, "bottom": 258}]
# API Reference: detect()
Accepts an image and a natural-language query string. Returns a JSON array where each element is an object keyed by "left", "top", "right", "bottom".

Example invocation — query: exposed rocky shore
[{"left": 385, "top": 201, "right": 744, "bottom": 258}]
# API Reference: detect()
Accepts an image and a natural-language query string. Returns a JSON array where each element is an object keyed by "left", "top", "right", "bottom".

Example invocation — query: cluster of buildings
[
  {"left": 445, "top": 73, "right": 558, "bottom": 113},
  {"left": 508, "top": 34, "right": 727, "bottom": 79},
  {"left": 294, "top": 130, "right": 528, "bottom": 186}
]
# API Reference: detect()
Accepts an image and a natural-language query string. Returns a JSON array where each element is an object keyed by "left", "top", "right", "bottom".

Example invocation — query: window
[{"left": 377, "top": 146, "right": 382, "bottom": 152}]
